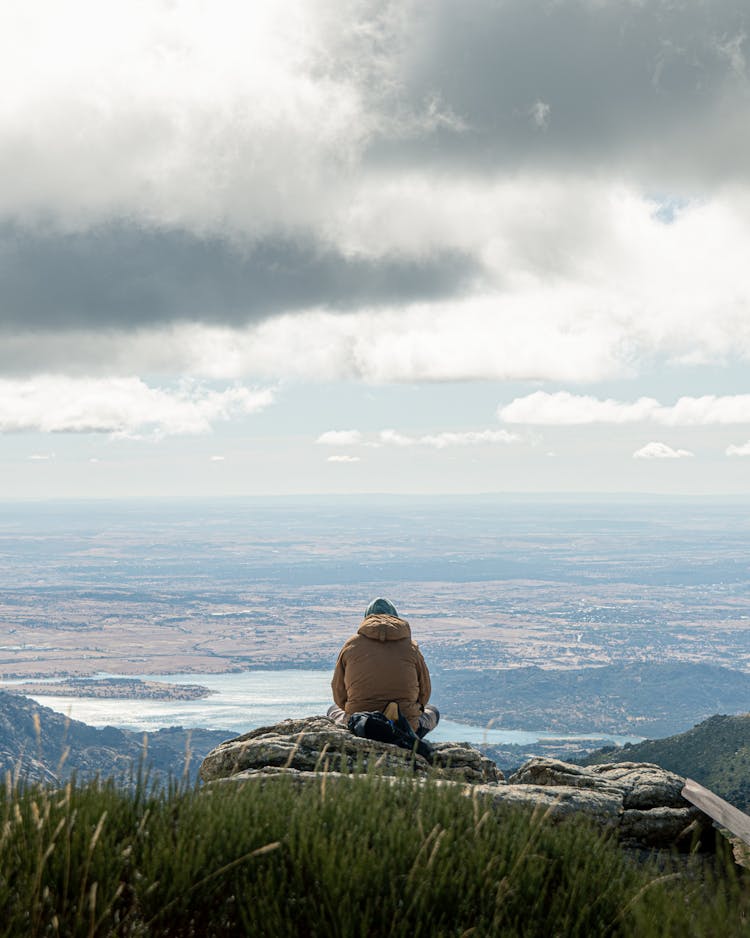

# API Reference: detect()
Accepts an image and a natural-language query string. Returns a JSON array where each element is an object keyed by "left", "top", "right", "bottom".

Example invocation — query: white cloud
[
  {"left": 3, "top": 4, "right": 750, "bottom": 394},
  {"left": 28, "top": 453, "right": 54, "bottom": 461},
  {"left": 0, "top": 1, "right": 371, "bottom": 236},
  {"left": 378, "top": 430, "right": 413, "bottom": 447},
  {"left": 659, "top": 395, "right": 750, "bottom": 425},
  {"left": 6, "top": 178, "right": 750, "bottom": 385},
  {"left": 327, "top": 454, "right": 361, "bottom": 463},
  {"left": 499, "top": 392, "right": 660, "bottom": 425},
  {"left": 0, "top": 377, "right": 273, "bottom": 435},
  {"left": 210, "top": 455, "right": 226, "bottom": 461},
  {"left": 181, "top": 294, "right": 627, "bottom": 384},
  {"left": 633, "top": 442, "right": 694, "bottom": 460},
  {"left": 379, "top": 428, "right": 518, "bottom": 448},
  {"left": 499, "top": 391, "right": 750, "bottom": 426},
  {"left": 316, "top": 430, "right": 364, "bottom": 446},
  {"left": 317, "top": 427, "right": 519, "bottom": 450},
  {"left": 726, "top": 441, "right": 750, "bottom": 456},
  {"left": 4, "top": 1, "right": 750, "bottom": 243},
  {"left": 530, "top": 100, "right": 550, "bottom": 130}
]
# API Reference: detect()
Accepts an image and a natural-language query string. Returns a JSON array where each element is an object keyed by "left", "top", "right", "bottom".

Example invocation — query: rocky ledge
[{"left": 200, "top": 717, "right": 714, "bottom": 852}]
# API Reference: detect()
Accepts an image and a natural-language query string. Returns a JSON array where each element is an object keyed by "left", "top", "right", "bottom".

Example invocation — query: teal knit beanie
[{"left": 364, "top": 597, "right": 398, "bottom": 618}]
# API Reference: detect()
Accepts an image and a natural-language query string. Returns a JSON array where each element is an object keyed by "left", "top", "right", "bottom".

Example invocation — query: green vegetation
[
  {"left": 583, "top": 714, "right": 750, "bottom": 811},
  {"left": 436, "top": 663, "right": 750, "bottom": 737},
  {"left": 1, "top": 769, "right": 748, "bottom": 937},
  {"left": 0, "top": 690, "right": 228, "bottom": 786}
]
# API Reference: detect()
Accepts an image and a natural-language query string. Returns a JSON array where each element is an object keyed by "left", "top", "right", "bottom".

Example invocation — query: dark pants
[{"left": 326, "top": 703, "right": 440, "bottom": 738}]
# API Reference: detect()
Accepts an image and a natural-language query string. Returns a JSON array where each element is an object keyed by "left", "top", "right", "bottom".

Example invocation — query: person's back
[{"left": 328, "top": 597, "right": 439, "bottom": 737}]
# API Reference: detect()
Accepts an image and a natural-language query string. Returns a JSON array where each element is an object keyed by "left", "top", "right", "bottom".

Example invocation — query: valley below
[{"left": 1, "top": 498, "right": 749, "bottom": 748}]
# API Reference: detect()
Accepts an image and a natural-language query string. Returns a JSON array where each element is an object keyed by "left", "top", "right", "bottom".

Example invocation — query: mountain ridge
[
  {"left": 0, "top": 689, "right": 229, "bottom": 785},
  {"left": 435, "top": 661, "right": 750, "bottom": 736}
]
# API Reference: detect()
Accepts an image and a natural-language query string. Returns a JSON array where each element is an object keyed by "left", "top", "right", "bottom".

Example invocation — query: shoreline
[
  {"left": 2, "top": 677, "right": 214, "bottom": 701},
  {"left": 0, "top": 669, "right": 645, "bottom": 748}
]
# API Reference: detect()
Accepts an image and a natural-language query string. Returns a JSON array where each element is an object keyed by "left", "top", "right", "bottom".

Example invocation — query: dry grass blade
[
  {"left": 284, "top": 731, "right": 306, "bottom": 769},
  {"left": 607, "top": 872, "right": 683, "bottom": 928}
]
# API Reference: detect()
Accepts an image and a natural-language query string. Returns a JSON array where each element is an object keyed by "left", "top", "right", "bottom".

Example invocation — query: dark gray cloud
[
  {"left": 0, "top": 224, "right": 479, "bottom": 331},
  {"left": 366, "top": 0, "right": 750, "bottom": 182}
]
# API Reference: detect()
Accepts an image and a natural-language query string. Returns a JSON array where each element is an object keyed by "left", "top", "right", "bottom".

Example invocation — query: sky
[{"left": 2, "top": 0, "right": 750, "bottom": 497}]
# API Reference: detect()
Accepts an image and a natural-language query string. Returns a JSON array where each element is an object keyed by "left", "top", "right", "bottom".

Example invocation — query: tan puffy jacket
[{"left": 330, "top": 613, "right": 431, "bottom": 730}]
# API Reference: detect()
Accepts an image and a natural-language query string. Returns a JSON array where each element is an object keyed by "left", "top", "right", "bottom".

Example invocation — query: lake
[{"left": 6, "top": 669, "right": 642, "bottom": 746}]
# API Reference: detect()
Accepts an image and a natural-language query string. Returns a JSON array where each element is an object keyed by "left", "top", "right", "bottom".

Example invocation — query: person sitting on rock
[{"left": 327, "top": 597, "right": 440, "bottom": 738}]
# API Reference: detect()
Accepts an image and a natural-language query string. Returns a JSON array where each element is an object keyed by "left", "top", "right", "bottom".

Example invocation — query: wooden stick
[{"left": 682, "top": 778, "right": 750, "bottom": 847}]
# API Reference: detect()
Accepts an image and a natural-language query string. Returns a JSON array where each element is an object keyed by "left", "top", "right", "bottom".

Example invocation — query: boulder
[
  {"left": 475, "top": 783, "right": 624, "bottom": 828},
  {"left": 619, "top": 806, "right": 706, "bottom": 849},
  {"left": 199, "top": 718, "right": 713, "bottom": 851},
  {"left": 507, "top": 756, "right": 704, "bottom": 847},
  {"left": 509, "top": 757, "right": 687, "bottom": 809},
  {"left": 199, "top": 717, "right": 502, "bottom": 785}
]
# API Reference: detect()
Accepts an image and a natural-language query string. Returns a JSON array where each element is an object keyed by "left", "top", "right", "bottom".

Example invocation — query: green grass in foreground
[{"left": 0, "top": 769, "right": 748, "bottom": 937}]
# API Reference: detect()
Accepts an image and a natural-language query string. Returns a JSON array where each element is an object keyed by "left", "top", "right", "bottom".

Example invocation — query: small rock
[{"left": 431, "top": 742, "right": 503, "bottom": 784}]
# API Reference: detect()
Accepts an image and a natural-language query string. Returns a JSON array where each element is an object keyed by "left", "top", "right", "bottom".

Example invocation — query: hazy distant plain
[{"left": 1, "top": 497, "right": 748, "bottom": 680}]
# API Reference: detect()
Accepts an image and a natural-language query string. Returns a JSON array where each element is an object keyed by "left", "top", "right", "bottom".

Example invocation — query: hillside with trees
[
  {"left": 0, "top": 690, "right": 228, "bottom": 786},
  {"left": 582, "top": 714, "right": 750, "bottom": 810}
]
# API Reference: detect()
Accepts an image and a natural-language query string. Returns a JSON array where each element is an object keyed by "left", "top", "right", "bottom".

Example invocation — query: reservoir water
[{"left": 6, "top": 669, "right": 642, "bottom": 747}]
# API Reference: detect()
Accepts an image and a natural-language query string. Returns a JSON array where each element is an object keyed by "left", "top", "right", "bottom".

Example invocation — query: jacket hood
[{"left": 358, "top": 613, "right": 411, "bottom": 643}]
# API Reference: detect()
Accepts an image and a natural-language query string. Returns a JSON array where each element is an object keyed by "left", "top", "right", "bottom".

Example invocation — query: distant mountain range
[
  {"left": 581, "top": 713, "right": 750, "bottom": 811},
  {"left": 0, "top": 690, "right": 230, "bottom": 786}
]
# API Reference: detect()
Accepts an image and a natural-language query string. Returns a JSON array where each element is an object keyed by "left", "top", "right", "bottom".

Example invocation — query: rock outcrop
[
  {"left": 200, "top": 717, "right": 714, "bottom": 851},
  {"left": 505, "top": 757, "right": 703, "bottom": 848},
  {"left": 200, "top": 716, "right": 501, "bottom": 785}
]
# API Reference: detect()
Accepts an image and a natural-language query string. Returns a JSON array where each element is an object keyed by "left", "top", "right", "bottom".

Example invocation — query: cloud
[
  {"left": 316, "top": 430, "right": 364, "bottom": 446},
  {"left": 529, "top": 100, "right": 550, "bottom": 131},
  {"left": 4, "top": 182, "right": 750, "bottom": 382},
  {"left": 183, "top": 294, "right": 628, "bottom": 384},
  {"left": 373, "top": 0, "right": 750, "bottom": 185},
  {"left": 633, "top": 442, "right": 694, "bottom": 460},
  {"left": 499, "top": 392, "right": 750, "bottom": 426},
  {"left": 726, "top": 441, "right": 750, "bottom": 456},
  {"left": 0, "top": 224, "right": 477, "bottom": 331},
  {"left": 0, "top": 377, "right": 273, "bottom": 435},
  {"left": 0, "top": 1, "right": 371, "bottom": 234},
  {"left": 499, "top": 392, "right": 660, "bottom": 425},
  {"left": 209, "top": 455, "right": 226, "bottom": 462},
  {"left": 3, "top": 0, "right": 748, "bottom": 246},
  {"left": 2, "top": 3, "right": 750, "bottom": 387},
  {"left": 656, "top": 395, "right": 750, "bottom": 425},
  {"left": 327, "top": 454, "right": 361, "bottom": 463},
  {"left": 380, "top": 429, "right": 518, "bottom": 448},
  {"left": 318, "top": 427, "right": 519, "bottom": 449}
]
